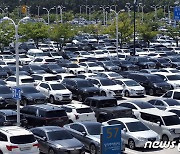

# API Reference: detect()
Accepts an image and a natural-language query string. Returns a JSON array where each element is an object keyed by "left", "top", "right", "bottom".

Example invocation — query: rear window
[
  {"left": 21, "top": 78, "right": 35, "bottom": 83},
  {"left": 76, "top": 108, "right": 93, "bottom": 114},
  {"left": 45, "top": 110, "right": 67, "bottom": 118},
  {"left": 45, "top": 76, "right": 58, "bottom": 81},
  {"left": 10, "top": 135, "right": 36, "bottom": 144},
  {"left": 6, "top": 115, "right": 24, "bottom": 121},
  {"left": 98, "top": 99, "right": 117, "bottom": 108}
]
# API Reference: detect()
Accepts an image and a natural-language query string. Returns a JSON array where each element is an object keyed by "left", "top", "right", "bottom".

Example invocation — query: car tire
[
  {"left": 78, "top": 94, "right": 83, "bottom": 102},
  {"left": 162, "top": 134, "right": 169, "bottom": 142},
  {"left": 124, "top": 90, "right": 130, "bottom": 97},
  {"left": 50, "top": 96, "right": 55, "bottom": 104},
  {"left": 148, "top": 89, "right": 154, "bottom": 96},
  {"left": 101, "top": 91, "right": 106, "bottom": 96},
  {"left": 49, "top": 148, "right": 55, "bottom": 154},
  {"left": 128, "top": 139, "right": 135, "bottom": 150},
  {"left": 89, "top": 144, "right": 96, "bottom": 154}
]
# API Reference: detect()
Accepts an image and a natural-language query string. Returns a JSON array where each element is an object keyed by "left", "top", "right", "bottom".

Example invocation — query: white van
[{"left": 138, "top": 109, "right": 180, "bottom": 141}]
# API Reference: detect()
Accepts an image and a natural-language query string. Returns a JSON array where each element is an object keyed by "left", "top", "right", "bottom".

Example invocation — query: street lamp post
[
  {"left": 100, "top": 6, "right": 109, "bottom": 25},
  {"left": 3, "top": 16, "right": 30, "bottom": 126},
  {"left": 139, "top": 3, "right": 145, "bottom": 22},
  {"left": 43, "top": 7, "right": 55, "bottom": 25},
  {"left": 59, "top": 5, "right": 65, "bottom": 23},
  {"left": 87, "top": 6, "right": 94, "bottom": 21},
  {"left": 110, "top": 9, "right": 124, "bottom": 59},
  {"left": 151, "top": 5, "right": 161, "bottom": 20},
  {"left": 125, "top": 3, "right": 133, "bottom": 17},
  {"left": 133, "top": 0, "right": 137, "bottom": 56},
  {"left": 37, "top": 6, "right": 40, "bottom": 17}
]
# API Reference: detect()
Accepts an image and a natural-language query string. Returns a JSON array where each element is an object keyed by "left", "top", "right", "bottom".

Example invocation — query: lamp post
[
  {"left": 3, "top": 16, "right": 30, "bottom": 126},
  {"left": 110, "top": 9, "right": 124, "bottom": 59},
  {"left": 59, "top": 5, "right": 65, "bottom": 23},
  {"left": 43, "top": 7, "right": 55, "bottom": 25},
  {"left": 151, "top": 5, "right": 161, "bottom": 20},
  {"left": 100, "top": 6, "right": 109, "bottom": 25},
  {"left": 133, "top": 0, "right": 137, "bottom": 56},
  {"left": 37, "top": 6, "right": 40, "bottom": 17},
  {"left": 139, "top": 3, "right": 145, "bottom": 22},
  {"left": 87, "top": 6, "right": 94, "bottom": 21},
  {"left": 125, "top": 3, "right": 133, "bottom": 17}
]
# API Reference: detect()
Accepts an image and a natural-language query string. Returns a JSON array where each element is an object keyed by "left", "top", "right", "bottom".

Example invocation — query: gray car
[
  {"left": 31, "top": 126, "right": 85, "bottom": 154},
  {"left": 103, "top": 118, "right": 160, "bottom": 150},
  {"left": 64, "top": 122, "right": 125, "bottom": 154}
]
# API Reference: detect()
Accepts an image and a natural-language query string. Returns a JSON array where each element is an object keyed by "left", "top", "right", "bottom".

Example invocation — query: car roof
[
  {"left": 63, "top": 104, "right": 90, "bottom": 109},
  {"left": 32, "top": 126, "right": 65, "bottom": 132},
  {"left": 140, "top": 109, "right": 176, "bottom": 116},
  {"left": 64, "top": 78, "right": 87, "bottom": 81},
  {"left": 75, "top": 121, "right": 102, "bottom": 126},
  {"left": 0, "top": 109, "right": 17, "bottom": 115},
  {"left": 86, "top": 96, "right": 116, "bottom": 101},
  {"left": 109, "top": 118, "right": 139, "bottom": 123},
  {"left": 32, "top": 73, "right": 57, "bottom": 77},
  {"left": 29, "top": 104, "right": 63, "bottom": 111}
]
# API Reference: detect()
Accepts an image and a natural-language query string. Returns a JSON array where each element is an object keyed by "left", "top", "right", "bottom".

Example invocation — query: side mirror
[
  {"left": 123, "top": 128, "right": 127, "bottom": 132},
  {"left": 42, "top": 137, "right": 47, "bottom": 141},
  {"left": 157, "top": 121, "right": 161, "bottom": 126},
  {"left": 82, "top": 132, "right": 87, "bottom": 136}
]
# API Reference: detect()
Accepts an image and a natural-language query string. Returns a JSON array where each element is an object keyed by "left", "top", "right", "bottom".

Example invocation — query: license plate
[{"left": 20, "top": 147, "right": 31, "bottom": 151}]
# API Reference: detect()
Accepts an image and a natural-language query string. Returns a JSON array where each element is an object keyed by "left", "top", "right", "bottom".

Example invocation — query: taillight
[
  {"left": 6, "top": 145, "right": 18, "bottom": 151},
  {"left": 33, "top": 143, "right": 39, "bottom": 148},
  {"left": 75, "top": 114, "right": 79, "bottom": 120}
]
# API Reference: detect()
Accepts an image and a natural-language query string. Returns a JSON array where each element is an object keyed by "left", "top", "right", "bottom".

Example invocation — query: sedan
[
  {"left": 103, "top": 118, "right": 160, "bottom": 149},
  {"left": 31, "top": 126, "right": 85, "bottom": 154}
]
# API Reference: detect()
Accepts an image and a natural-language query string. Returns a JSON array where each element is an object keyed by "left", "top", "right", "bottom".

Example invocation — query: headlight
[
  {"left": 137, "top": 137, "right": 146, "bottom": 141},
  {"left": 56, "top": 94, "right": 62, "bottom": 96},
  {"left": 130, "top": 89, "right": 135, "bottom": 92}
]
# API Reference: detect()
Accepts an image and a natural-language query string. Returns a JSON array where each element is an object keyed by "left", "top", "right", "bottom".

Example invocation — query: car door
[{"left": 150, "top": 115, "right": 163, "bottom": 135}]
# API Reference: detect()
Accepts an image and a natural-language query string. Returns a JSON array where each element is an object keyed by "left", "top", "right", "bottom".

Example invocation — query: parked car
[
  {"left": 31, "top": 126, "right": 85, "bottom": 154},
  {"left": 83, "top": 96, "right": 133, "bottom": 122},
  {"left": 22, "top": 65, "right": 46, "bottom": 75},
  {"left": 65, "top": 63, "right": 85, "bottom": 75},
  {"left": 112, "top": 60, "right": 139, "bottom": 71},
  {"left": 62, "top": 78, "right": 100, "bottom": 101},
  {"left": 161, "top": 89, "right": 180, "bottom": 100},
  {"left": 64, "top": 122, "right": 125, "bottom": 154},
  {"left": 96, "top": 61, "right": 120, "bottom": 72},
  {"left": 40, "top": 64, "right": 66, "bottom": 74},
  {"left": 96, "top": 72, "right": 123, "bottom": 80},
  {"left": 103, "top": 118, "right": 160, "bottom": 149},
  {"left": 36, "top": 81, "right": 72, "bottom": 104},
  {"left": 0, "top": 126, "right": 39, "bottom": 154},
  {"left": 79, "top": 62, "right": 105, "bottom": 73},
  {"left": 20, "top": 104, "right": 69, "bottom": 127}
]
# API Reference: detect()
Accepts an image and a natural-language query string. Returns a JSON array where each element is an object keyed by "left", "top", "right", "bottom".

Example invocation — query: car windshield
[
  {"left": 45, "top": 76, "right": 59, "bottom": 81},
  {"left": 169, "top": 110, "right": 180, "bottom": 117},
  {"left": 10, "top": 135, "right": 36, "bottom": 144},
  {"left": 88, "top": 63, "right": 99, "bottom": 67},
  {"left": 135, "top": 102, "right": 155, "bottom": 109},
  {"left": 126, "top": 121, "right": 149, "bottom": 132},
  {"left": 22, "top": 87, "right": 39, "bottom": 93},
  {"left": 100, "top": 79, "right": 116, "bottom": 86},
  {"left": 164, "top": 99, "right": 180, "bottom": 106},
  {"left": 163, "top": 115, "right": 180, "bottom": 126},
  {"left": 77, "top": 81, "right": 94, "bottom": 88},
  {"left": 0, "top": 86, "right": 11, "bottom": 94},
  {"left": 68, "top": 64, "right": 79, "bottom": 68},
  {"left": 124, "top": 80, "right": 139, "bottom": 86},
  {"left": 76, "top": 108, "right": 93, "bottom": 113},
  {"left": 21, "top": 78, "right": 35, "bottom": 83},
  {"left": 48, "top": 130, "right": 73, "bottom": 141},
  {"left": 86, "top": 123, "right": 102, "bottom": 135},
  {"left": 19, "top": 55, "right": 28, "bottom": 58},
  {"left": 147, "top": 76, "right": 164, "bottom": 83},
  {"left": 50, "top": 84, "right": 66, "bottom": 90},
  {"left": 108, "top": 73, "right": 121, "bottom": 77},
  {"left": 138, "top": 58, "right": 149, "bottom": 62},
  {"left": 158, "top": 59, "right": 168, "bottom": 63},
  {"left": 167, "top": 75, "right": 180, "bottom": 81},
  {"left": 45, "top": 59, "right": 56, "bottom": 62}
]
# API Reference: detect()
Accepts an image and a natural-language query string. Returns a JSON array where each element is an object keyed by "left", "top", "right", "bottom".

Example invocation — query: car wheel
[
  {"left": 128, "top": 139, "right": 135, "bottom": 150},
  {"left": 49, "top": 148, "right": 55, "bottom": 154},
  {"left": 78, "top": 95, "right": 83, "bottom": 102},
  {"left": 124, "top": 90, "right": 130, "bottom": 97},
  {"left": 50, "top": 96, "right": 55, "bottom": 104},
  {"left": 101, "top": 91, "right": 106, "bottom": 96},
  {"left": 148, "top": 89, "right": 154, "bottom": 96},
  {"left": 89, "top": 144, "right": 96, "bottom": 154},
  {"left": 162, "top": 135, "right": 169, "bottom": 142}
]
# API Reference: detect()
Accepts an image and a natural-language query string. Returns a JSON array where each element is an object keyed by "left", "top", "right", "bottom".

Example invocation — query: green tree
[{"left": 19, "top": 22, "right": 50, "bottom": 46}]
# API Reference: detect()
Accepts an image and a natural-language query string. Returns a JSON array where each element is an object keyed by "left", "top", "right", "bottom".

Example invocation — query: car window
[
  {"left": 141, "top": 112, "right": 163, "bottom": 124},
  {"left": 155, "top": 100, "right": 165, "bottom": 106},
  {"left": 62, "top": 107, "right": 72, "bottom": 112},
  {"left": 76, "top": 108, "right": 93, "bottom": 113},
  {"left": 173, "top": 92, "right": 180, "bottom": 100},
  {"left": 6, "top": 77, "right": 16, "bottom": 82},
  {"left": 108, "top": 120, "right": 125, "bottom": 129},
  {"left": 10, "top": 135, "right": 36, "bottom": 144},
  {"left": 33, "top": 75, "right": 42, "bottom": 80},
  {"left": 0, "top": 132, "right": 7, "bottom": 141},
  {"left": 120, "top": 103, "right": 137, "bottom": 109},
  {"left": 70, "top": 124, "right": 80, "bottom": 131},
  {"left": 163, "top": 91, "right": 173, "bottom": 98},
  {"left": 36, "top": 130, "right": 46, "bottom": 138}
]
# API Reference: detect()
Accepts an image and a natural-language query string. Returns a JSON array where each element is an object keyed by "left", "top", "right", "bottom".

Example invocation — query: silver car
[{"left": 103, "top": 118, "right": 160, "bottom": 149}]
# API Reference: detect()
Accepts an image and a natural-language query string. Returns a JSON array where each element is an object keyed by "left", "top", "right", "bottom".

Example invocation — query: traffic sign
[
  {"left": 12, "top": 87, "right": 21, "bottom": 100},
  {"left": 174, "top": 7, "right": 180, "bottom": 20},
  {"left": 101, "top": 124, "right": 121, "bottom": 154}
]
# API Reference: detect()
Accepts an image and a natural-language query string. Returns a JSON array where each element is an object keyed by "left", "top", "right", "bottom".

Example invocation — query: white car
[
  {"left": 161, "top": 89, "right": 180, "bottom": 101},
  {"left": 153, "top": 72, "right": 180, "bottom": 89},
  {"left": 79, "top": 62, "right": 105, "bottom": 73},
  {"left": 1, "top": 55, "right": 16, "bottom": 65},
  {"left": 157, "top": 68, "right": 180, "bottom": 74},
  {"left": 0, "top": 126, "right": 39, "bottom": 154},
  {"left": 103, "top": 118, "right": 160, "bottom": 149},
  {"left": 97, "top": 71, "right": 123, "bottom": 80},
  {"left": 27, "top": 49, "right": 44, "bottom": 60},
  {"left": 29, "top": 57, "right": 56, "bottom": 66},
  {"left": 56, "top": 73, "right": 76, "bottom": 82},
  {"left": 114, "top": 78, "right": 145, "bottom": 97},
  {"left": 6, "top": 75, "right": 36, "bottom": 87},
  {"left": 19, "top": 54, "right": 31, "bottom": 65},
  {"left": 38, "top": 43, "right": 54, "bottom": 52},
  {"left": 87, "top": 77, "right": 123, "bottom": 99},
  {"left": 65, "top": 63, "right": 85, "bottom": 75},
  {"left": 36, "top": 81, "right": 72, "bottom": 104},
  {"left": 61, "top": 104, "right": 97, "bottom": 123},
  {"left": 90, "top": 50, "right": 109, "bottom": 59}
]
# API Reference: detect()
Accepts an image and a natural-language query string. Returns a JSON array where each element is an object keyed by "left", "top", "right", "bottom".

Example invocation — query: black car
[
  {"left": 31, "top": 126, "right": 85, "bottom": 154},
  {"left": 96, "top": 61, "right": 120, "bottom": 72},
  {"left": 41, "top": 64, "right": 66, "bottom": 74},
  {"left": 0, "top": 66, "right": 8, "bottom": 79},
  {"left": 0, "top": 79, "right": 7, "bottom": 86},
  {"left": 126, "top": 56, "right": 156, "bottom": 69},
  {"left": 149, "top": 58, "right": 172, "bottom": 68},
  {"left": 20, "top": 104, "right": 69, "bottom": 127},
  {"left": 127, "top": 73, "right": 172, "bottom": 95},
  {"left": 0, "top": 85, "right": 16, "bottom": 109},
  {"left": 113, "top": 60, "right": 139, "bottom": 71},
  {"left": 0, "top": 109, "right": 27, "bottom": 126},
  {"left": 22, "top": 65, "right": 47, "bottom": 75},
  {"left": 62, "top": 78, "right": 101, "bottom": 101},
  {"left": 3, "top": 65, "right": 28, "bottom": 76},
  {"left": 83, "top": 96, "right": 133, "bottom": 122},
  {"left": 163, "top": 57, "right": 180, "bottom": 68},
  {"left": 19, "top": 86, "right": 47, "bottom": 106}
]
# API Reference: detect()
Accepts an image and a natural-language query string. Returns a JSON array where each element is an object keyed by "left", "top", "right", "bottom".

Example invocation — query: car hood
[
  {"left": 54, "top": 89, "right": 71, "bottom": 95},
  {"left": 0, "top": 93, "right": 13, "bottom": 99},
  {"left": 23, "top": 93, "right": 46, "bottom": 99},
  {"left": 52, "top": 69, "right": 66, "bottom": 73},
  {"left": 153, "top": 82, "right": 171, "bottom": 89},
  {"left": 89, "top": 67, "right": 104, "bottom": 71},
  {"left": 101, "top": 85, "right": 123, "bottom": 90},
  {"left": 49, "top": 138, "right": 83, "bottom": 149},
  {"left": 128, "top": 130, "right": 158, "bottom": 139},
  {"left": 128, "top": 86, "right": 144, "bottom": 90}
]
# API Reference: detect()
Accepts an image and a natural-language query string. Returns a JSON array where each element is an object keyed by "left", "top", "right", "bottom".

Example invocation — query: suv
[
  {"left": 0, "top": 110, "right": 27, "bottom": 127},
  {"left": 138, "top": 109, "right": 180, "bottom": 142},
  {"left": 83, "top": 96, "right": 133, "bottom": 122},
  {"left": 20, "top": 104, "right": 69, "bottom": 127},
  {"left": 62, "top": 78, "right": 101, "bottom": 101},
  {"left": 0, "top": 126, "right": 39, "bottom": 154},
  {"left": 128, "top": 73, "right": 171, "bottom": 95}
]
